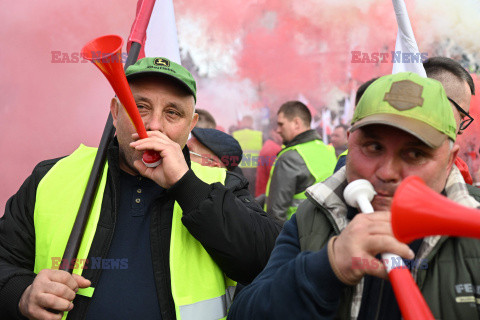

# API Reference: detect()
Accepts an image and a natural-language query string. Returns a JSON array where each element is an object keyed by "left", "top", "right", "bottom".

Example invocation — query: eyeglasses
[
  {"left": 189, "top": 151, "right": 221, "bottom": 166},
  {"left": 448, "top": 97, "right": 474, "bottom": 131}
]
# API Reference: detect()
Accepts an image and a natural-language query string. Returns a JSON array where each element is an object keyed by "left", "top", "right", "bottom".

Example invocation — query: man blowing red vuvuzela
[{"left": 0, "top": 57, "right": 281, "bottom": 320}]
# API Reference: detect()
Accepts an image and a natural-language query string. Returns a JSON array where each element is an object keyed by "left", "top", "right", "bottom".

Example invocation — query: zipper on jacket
[{"left": 373, "top": 279, "right": 385, "bottom": 320}]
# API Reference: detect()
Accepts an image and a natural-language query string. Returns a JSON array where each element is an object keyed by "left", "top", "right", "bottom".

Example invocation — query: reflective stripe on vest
[
  {"left": 232, "top": 129, "right": 262, "bottom": 168},
  {"left": 265, "top": 139, "right": 337, "bottom": 220},
  {"left": 171, "top": 161, "right": 234, "bottom": 319},
  {"left": 33, "top": 145, "right": 234, "bottom": 319}
]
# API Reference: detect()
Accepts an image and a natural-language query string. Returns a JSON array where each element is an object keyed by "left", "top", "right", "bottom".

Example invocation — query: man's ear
[
  {"left": 293, "top": 116, "right": 302, "bottom": 130},
  {"left": 190, "top": 112, "right": 199, "bottom": 131},
  {"left": 110, "top": 97, "right": 120, "bottom": 128},
  {"left": 446, "top": 142, "right": 460, "bottom": 175}
]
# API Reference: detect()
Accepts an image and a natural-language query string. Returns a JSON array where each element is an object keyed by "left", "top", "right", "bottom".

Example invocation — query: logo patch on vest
[{"left": 383, "top": 80, "right": 424, "bottom": 111}]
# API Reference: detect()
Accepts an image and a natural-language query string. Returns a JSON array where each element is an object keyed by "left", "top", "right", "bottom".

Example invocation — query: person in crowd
[
  {"left": 228, "top": 72, "right": 480, "bottom": 320},
  {"left": 188, "top": 127, "right": 244, "bottom": 175},
  {"left": 424, "top": 57, "right": 476, "bottom": 185},
  {"left": 232, "top": 115, "right": 263, "bottom": 195},
  {"left": 255, "top": 121, "right": 282, "bottom": 202},
  {"left": 330, "top": 124, "right": 349, "bottom": 158},
  {"left": 194, "top": 108, "right": 217, "bottom": 129},
  {"left": 334, "top": 78, "right": 378, "bottom": 172},
  {"left": 337, "top": 57, "right": 476, "bottom": 182},
  {"left": 265, "top": 101, "right": 336, "bottom": 223},
  {"left": 0, "top": 57, "right": 281, "bottom": 320}
]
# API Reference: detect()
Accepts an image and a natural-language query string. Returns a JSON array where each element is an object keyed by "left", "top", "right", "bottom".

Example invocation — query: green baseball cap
[
  {"left": 125, "top": 57, "right": 197, "bottom": 102},
  {"left": 351, "top": 72, "right": 457, "bottom": 148}
]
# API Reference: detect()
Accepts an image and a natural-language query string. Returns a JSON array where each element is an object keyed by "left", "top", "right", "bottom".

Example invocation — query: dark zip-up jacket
[{"left": 0, "top": 140, "right": 282, "bottom": 319}]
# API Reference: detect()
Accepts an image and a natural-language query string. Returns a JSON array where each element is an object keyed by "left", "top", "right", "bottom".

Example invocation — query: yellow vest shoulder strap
[{"left": 34, "top": 144, "right": 107, "bottom": 278}]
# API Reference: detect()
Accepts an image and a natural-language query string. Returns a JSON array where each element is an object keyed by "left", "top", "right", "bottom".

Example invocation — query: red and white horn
[
  {"left": 344, "top": 179, "right": 434, "bottom": 320},
  {"left": 81, "top": 35, "right": 161, "bottom": 167}
]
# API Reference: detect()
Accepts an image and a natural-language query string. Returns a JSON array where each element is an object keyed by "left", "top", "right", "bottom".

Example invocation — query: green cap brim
[
  {"left": 125, "top": 57, "right": 197, "bottom": 102},
  {"left": 126, "top": 71, "right": 196, "bottom": 102},
  {"left": 350, "top": 113, "right": 447, "bottom": 148}
]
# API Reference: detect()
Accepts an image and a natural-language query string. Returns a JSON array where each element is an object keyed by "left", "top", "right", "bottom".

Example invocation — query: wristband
[{"left": 327, "top": 236, "right": 359, "bottom": 286}]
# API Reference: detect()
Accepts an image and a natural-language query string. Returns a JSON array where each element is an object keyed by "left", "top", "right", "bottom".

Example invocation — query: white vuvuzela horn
[
  {"left": 343, "top": 179, "right": 434, "bottom": 320},
  {"left": 344, "top": 179, "right": 376, "bottom": 213},
  {"left": 344, "top": 179, "right": 399, "bottom": 272}
]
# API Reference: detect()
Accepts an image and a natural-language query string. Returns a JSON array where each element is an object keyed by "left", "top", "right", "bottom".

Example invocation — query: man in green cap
[
  {"left": 0, "top": 57, "right": 281, "bottom": 320},
  {"left": 229, "top": 72, "right": 480, "bottom": 320}
]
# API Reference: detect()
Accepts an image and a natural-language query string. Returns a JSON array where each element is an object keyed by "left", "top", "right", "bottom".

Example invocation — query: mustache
[{"left": 372, "top": 183, "right": 398, "bottom": 197}]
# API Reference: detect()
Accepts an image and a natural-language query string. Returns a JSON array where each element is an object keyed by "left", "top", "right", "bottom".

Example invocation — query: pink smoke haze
[
  {"left": 0, "top": 0, "right": 135, "bottom": 212},
  {"left": 177, "top": 0, "right": 400, "bottom": 106},
  {"left": 2, "top": 0, "right": 480, "bottom": 212}
]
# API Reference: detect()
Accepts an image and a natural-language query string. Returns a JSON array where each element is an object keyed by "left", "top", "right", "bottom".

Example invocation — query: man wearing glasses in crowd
[
  {"left": 424, "top": 57, "right": 475, "bottom": 134},
  {"left": 187, "top": 127, "right": 244, "bottom": 175},
  {"left": 447, "top": 97, "right": 474, "bottom": 131},
  {"left": 423, "top": 57, "right": 476, "bottom": 186}
]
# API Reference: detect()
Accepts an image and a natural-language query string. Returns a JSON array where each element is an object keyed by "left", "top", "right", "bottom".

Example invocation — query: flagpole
[{"left": 60, "top": 0, "right": 156, "bottom": 273}]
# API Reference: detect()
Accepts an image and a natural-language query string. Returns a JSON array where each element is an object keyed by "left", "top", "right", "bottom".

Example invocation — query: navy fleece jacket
[{"left": 228, "top": 214, "right": 345, "bottom": 319}]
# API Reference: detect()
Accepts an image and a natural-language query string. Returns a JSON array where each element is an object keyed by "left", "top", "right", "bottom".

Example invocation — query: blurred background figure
[
  {"left": 265, "top": 101, "right": 337, "bottom": 223},
  {"left": 330, "top": 124, "right": 349, "bottom": 158},
  {"left": 232, "top": 115, "right": 263, "bottom": 194},
  {"left": 188, "top": 127, "right": 244, "bottom": 175},
  {"left": 255, "top": 119, "right": 283, "bottom": 206},
  {"left": 195, "top": 108, "right": 217, "bottom": 129}
]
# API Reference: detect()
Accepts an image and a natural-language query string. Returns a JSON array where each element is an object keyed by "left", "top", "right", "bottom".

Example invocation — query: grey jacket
[{"left": 266, "top": 130, "right": 324, "bottom": 222}]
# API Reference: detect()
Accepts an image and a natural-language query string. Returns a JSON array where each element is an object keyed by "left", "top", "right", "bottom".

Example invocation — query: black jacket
[{"left": 0, "top": 141, "right": 282, "bottom": 319}]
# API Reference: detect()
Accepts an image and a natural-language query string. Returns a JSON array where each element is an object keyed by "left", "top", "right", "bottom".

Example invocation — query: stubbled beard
[{"left": 119, "top": 147, "right": 141, "bottom": 175}]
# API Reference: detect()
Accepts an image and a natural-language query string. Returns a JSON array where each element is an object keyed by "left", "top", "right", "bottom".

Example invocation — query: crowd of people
[{"left": 1, "top": 55, "right": 480, "bottom": 320}]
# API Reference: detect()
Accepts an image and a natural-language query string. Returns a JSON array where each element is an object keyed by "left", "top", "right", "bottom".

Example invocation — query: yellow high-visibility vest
[
  {"left": 338, "top": 149, "right": 348, "bottom": 160},
  {"left": 232, "top": 129, "right": 262, "bottom": 168},
  {"left": 33, "top": 144, "right": 234, "bottom": 319},
  {"left": 265, "top": 140, "right": 336, "bottom": 220}
]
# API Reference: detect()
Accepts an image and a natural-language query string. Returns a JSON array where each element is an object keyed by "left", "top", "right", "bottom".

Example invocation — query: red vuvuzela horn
[
  {"left": 81, "top": 35, "right": 161, "bottom": 167},
  {"left": 391, "top": 176, "right": 480, "bottom": 244}
]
